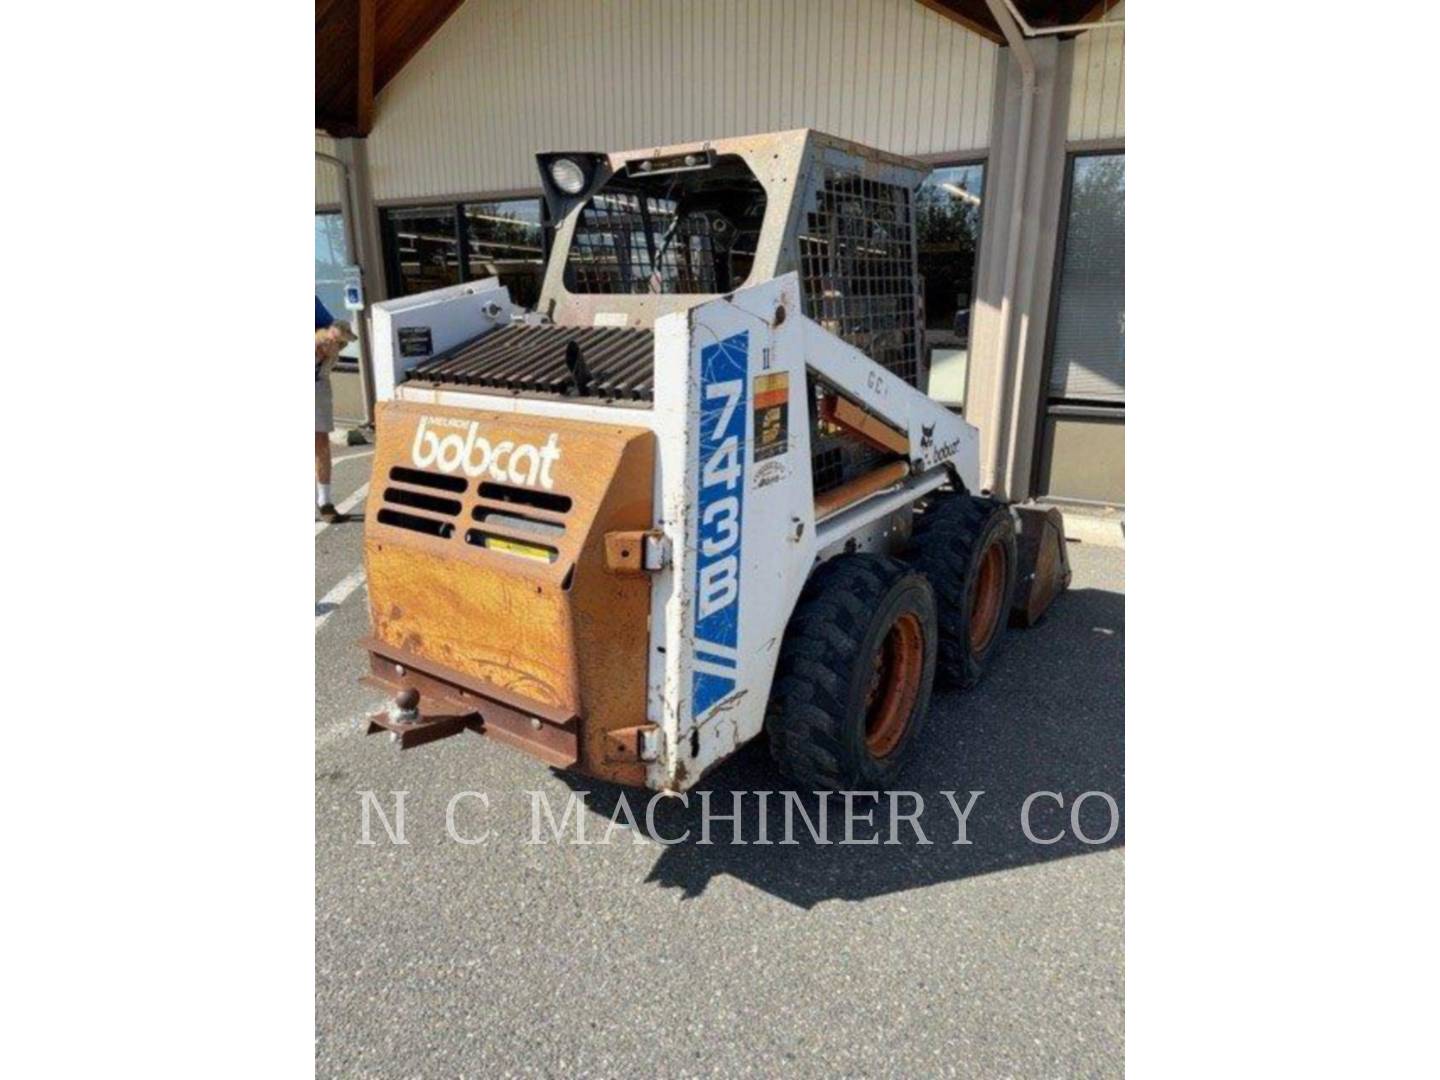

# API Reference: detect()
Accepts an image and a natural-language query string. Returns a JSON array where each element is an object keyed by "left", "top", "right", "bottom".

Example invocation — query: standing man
[{"left": 315, "top": 296, "right": 355, "bottom": 522}]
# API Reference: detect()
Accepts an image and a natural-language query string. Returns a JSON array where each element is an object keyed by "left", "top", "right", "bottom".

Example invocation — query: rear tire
[
  {"left": 910, "top": 493, "right": 1018, "bottom": 688},
  {"left": 765, "top": 554, "right": 939, "bottom": 790}
]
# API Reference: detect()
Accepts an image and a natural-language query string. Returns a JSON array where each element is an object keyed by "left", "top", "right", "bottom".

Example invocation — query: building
[{"left": 315, "top": 0, "right": 1125, "bottom": 505}]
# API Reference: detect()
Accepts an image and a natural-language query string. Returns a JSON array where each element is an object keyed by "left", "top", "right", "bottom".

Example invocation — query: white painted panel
[
  {"left": 1068, "top": 1, "right": 1125, "bottom": 142},
  {"left": 368, "top": 0, "right": 998, "bottom": 202},
  {"left": 315, "top": 133, "right": 342, "bottom": 208}
]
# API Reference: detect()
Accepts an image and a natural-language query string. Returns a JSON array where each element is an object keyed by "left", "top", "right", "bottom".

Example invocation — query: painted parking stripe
[
  {"left": 332, "top": 448, "right": 374, "bottom": 465},
  {"left": 314, "top": 482, "right": 370, "bottom": 538},
  {"left": 315, "top": 564, "right": 367, "bottom": 632}
]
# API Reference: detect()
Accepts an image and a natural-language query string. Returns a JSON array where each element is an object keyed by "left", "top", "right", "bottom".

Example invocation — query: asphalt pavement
[{"left": 315, "top": 449, "right": 1125, "bottom": 1078}]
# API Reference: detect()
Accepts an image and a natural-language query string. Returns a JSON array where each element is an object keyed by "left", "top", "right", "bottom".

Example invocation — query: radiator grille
[
  {"left": 406, "top": 324, "right": 656, "bottom": 403},
  {"left": 374, "top": 468, "right": 573, "bottom": 568}
]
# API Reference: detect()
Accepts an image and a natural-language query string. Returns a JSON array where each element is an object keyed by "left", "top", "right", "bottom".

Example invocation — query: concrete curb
[{"left": 329, "top": 426, "right": 372, "bottom": 447}]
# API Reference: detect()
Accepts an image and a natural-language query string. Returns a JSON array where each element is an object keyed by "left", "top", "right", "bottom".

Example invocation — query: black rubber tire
[
  {"left": 910, "top": 493, "right": 1018, "bottom": 689},
  {"left": 765, "top": 554, "right": 939, "bottom": 790}
]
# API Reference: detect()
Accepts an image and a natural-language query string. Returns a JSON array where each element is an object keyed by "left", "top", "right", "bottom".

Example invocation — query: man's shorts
[{"left": 316, "top": 376, "right": 334, "bottom": 434}]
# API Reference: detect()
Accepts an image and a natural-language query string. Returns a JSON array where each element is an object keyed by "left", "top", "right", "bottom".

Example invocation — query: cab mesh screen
[
  {"left": 799, "top": 173, "right": 921, "bottom": 388},
  {"left": 564, "top": 191, "right": 720, "bottom": 295},
  {"left": 799, "top": 171, "right": 923, "bottom": 493}
]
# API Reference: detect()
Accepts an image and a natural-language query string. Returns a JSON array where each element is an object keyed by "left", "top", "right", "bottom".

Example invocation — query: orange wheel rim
[
  {"left": 864, "top": 612, "right": 924, "bottom": 758},
  {"left": 968, "top": 541, "right": 1006, "bottom": 653}
]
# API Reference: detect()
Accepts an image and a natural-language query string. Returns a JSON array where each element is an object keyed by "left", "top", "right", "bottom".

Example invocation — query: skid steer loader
[{"left": 358, "top": 129, "right": 1069, "bottom": 792}]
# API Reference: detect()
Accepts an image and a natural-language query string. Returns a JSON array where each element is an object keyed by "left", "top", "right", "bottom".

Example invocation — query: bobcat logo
[{"left": 920, "top": 422, "right": 935, "bottom": 450}]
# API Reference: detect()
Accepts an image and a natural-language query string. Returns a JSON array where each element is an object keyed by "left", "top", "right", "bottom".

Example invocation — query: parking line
[
  {"left": 332, "top": 448, "right": 374, "bottom": 465},
  {"left": 315, "top": 564, "right": 367, "bottom": 632},
  {"left": 315, "top": 482, "right": 370, "bottom": 538}
]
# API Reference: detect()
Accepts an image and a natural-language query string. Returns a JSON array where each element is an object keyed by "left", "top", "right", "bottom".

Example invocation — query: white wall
[
  {"left": 367, "top": 0, "right": 998, "bottom": 201},
  {"left": 1068, "top": 1, "right": 1124, "bottom": 142},
  {"left": 316, "top": 132, "right": 342, "bottom": 207}
]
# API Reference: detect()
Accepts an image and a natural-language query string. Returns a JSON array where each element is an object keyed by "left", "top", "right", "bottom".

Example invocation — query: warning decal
[{"left": 752, "top": 372, "right": 789, "bottom": 462}]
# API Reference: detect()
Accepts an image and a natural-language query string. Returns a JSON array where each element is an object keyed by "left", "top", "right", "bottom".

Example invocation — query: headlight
[{"left": 549, "top": 158, "right": 587, "bottom": 195}]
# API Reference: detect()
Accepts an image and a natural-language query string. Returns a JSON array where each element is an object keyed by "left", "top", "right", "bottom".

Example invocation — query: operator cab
[{"left": 560, "top": 153, "right": 766, "bottom": 297}]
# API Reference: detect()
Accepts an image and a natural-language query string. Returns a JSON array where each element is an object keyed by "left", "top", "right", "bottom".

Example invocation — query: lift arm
[{"left": 797, "top": 298, "right": 980, "bottom": 493}]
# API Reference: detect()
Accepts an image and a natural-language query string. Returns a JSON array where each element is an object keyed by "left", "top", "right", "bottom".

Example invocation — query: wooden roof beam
[
  {"left": 914, "top": 1, "right": 1006, "bottom": 44},
  {"left": 355, "top": 0, "right": 376, "bottom": 136}
]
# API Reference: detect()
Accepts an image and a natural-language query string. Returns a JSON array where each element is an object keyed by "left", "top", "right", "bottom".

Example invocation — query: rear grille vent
[
  {"left": 464, "top": 529, "right": 559, "bottom": 564},
  {"left": 383, "top": 487, "right": 462, "bottom": 517},
  {"left": 477, "top": 481, "right": 572, "bottom": 515},
  {"left": 473, "top": 508, "right": 565, "bottom": 538},
  {"left": 377, "top": 467, "right": 464, "bottom": 539},
  {"left": 388, "top": 466, "right": 466, "bottom": 493},
  {"left": 377, "top": 509, "right": 455, "bottom": 539},
  {"left": 374, "top": 468, "right": 574, "bottom": 562}
]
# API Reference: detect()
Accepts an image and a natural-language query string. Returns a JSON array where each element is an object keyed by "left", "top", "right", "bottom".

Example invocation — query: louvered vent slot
[
  {"left": 472, "top": 508, "right": 565, "bottom": 539},
  {"left": 464, "top": 529, "right": 559, "bottom": 564},
  {"left": 384, "top": 487, "right": 462, "bottom": 517},
  {"left": 388, "top": 466, "right": 466, "bottom": 493},
  {"left": 477, "top": 481, "right": 572, "bottom": 515},
  {"left": 377, "top": 509, "right": 455, "bottom": 539}
]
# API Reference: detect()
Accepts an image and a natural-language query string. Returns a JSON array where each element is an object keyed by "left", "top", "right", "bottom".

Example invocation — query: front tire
[
  {"left": 765, "top": 554, "right": 939, "bottom": 790},
  {"left": 910, "top": 493, "right": 1018, "bottom": 688}
]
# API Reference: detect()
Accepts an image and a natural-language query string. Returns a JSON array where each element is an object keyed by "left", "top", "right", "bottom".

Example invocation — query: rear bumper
[{"left": 361, "top": 637, "right": 579, "bottom": 765}]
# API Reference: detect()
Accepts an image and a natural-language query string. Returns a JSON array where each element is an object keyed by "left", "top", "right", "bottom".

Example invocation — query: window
[
  {"left": 462, "top": 199, "right": 545, "bottom": 308},
  {"left": 383, "top": 206, "right": 463, "bottom": 296},
  {"left": 1049, "top": 153, "right": 1125, "bottom": 403},
  {"left": 563, "top": 155, "right": 765, "bottom": 295},
  {"left": 382, "top": 199, "right": 547, "bottom": 308},
  {"left": 916, "top": 163, "right": 985, "bottom": 408},
  {"left": 314, "top": 212, "right": 359, "bottom": 364}
]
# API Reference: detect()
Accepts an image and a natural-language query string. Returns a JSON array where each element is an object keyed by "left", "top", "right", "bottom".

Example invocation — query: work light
[{"left": 549, "top": 157, "right": 587, "bottom": 195}]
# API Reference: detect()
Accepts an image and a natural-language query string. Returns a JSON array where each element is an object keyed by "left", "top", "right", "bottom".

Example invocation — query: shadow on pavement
[{"left": 556, "top": 584, "right": 1125, "bottom": 908}]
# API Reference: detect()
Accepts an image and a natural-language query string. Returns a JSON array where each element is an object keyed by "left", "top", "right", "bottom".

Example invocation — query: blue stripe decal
[{"left": 691, "top": 330, "right": 748, "bottom": 717}]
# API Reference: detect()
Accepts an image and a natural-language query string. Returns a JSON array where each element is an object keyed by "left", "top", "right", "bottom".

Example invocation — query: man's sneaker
[{"left": 318, "top": 503, "right": 344, "bottom": 524}]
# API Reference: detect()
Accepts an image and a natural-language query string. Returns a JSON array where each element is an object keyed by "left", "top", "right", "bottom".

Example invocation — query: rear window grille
[
  {"left": 377, "top": 508, "right": 455, "bottom": 539},
  {"left": 387, "top": 466, "right": 466, "bottom": 493},
  {"left": 477, "top": 481, "right": 572, "bottom": 515},
  {"left": 565, "top": 191, "right": 719, "bottom": 295}
]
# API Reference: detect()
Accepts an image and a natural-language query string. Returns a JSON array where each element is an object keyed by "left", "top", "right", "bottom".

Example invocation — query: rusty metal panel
[{"left": 362, "top": 398, "right": 654, "bottom": 784}]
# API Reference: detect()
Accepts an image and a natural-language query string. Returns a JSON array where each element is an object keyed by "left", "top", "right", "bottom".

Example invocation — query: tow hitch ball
[{"left": 392, "top": 687, "right": 420, "bottom": 723}]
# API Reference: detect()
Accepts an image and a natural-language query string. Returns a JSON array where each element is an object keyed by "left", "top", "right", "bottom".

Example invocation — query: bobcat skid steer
[{"left": 359, "top": 129, "right": 1069, "bottom": 792}]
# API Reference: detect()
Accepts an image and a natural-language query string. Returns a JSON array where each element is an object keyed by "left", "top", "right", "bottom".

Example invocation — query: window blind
[{"left": 1049, "top": 155, "right": 1125, "bottom": 403}]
